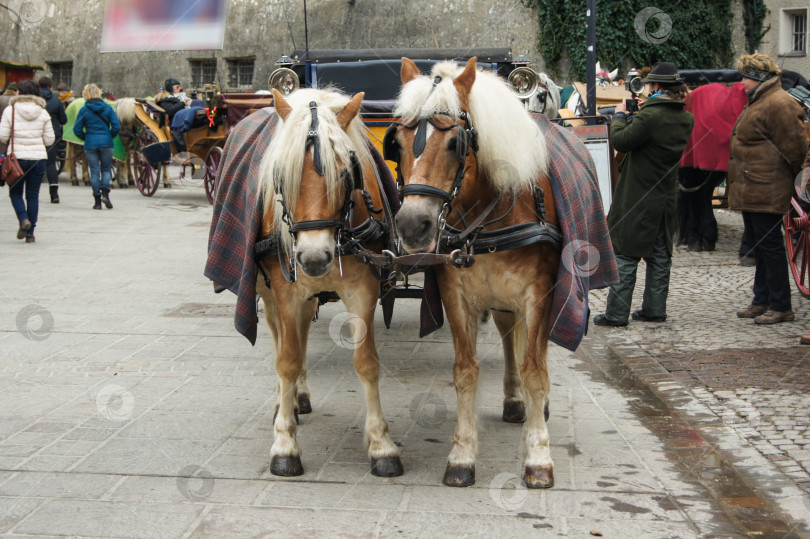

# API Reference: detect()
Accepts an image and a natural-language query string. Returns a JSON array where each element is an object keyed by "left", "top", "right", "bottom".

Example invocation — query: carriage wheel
[
  {"left": 204, "top": 146, "right": 223, "bottom": 204},
  {"left": 784, "top": 195, "right": 810, "bottom": 299},
  {"left": 130, "top": 130, "right": 162, "bottom": 197}
]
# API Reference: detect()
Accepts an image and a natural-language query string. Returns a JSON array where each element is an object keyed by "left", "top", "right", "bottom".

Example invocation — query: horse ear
[
  {"left": 401, "top": 57, "right": 420, "bottom": 84},
  {"left": 337, "top": 92, "right": 364, "bottom": 130},
  {"left": 272, "top": 89, "right": 292, "bottom": 121},
  {"left": 453, "top": 57, "right": 477, "bottom": 109}
]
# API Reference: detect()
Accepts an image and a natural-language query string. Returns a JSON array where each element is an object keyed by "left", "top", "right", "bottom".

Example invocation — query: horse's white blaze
[{"left": 411, "top": 122, "right": 434, "bottom": 170}]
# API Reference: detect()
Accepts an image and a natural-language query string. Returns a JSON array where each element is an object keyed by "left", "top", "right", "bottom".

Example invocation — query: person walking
[
  {"left": 38, "top": 77, "right": 67, "bottom": 204},
  {"left": 0, "top": 80, "right": 55, "bottom": 243},
  {"left": 729, "top": 53, "right": 808, "bottom": 325},
  {"left": 73, "top": 83, "right": 120, "bottom": 210},
  {"left": 593, "top": 62, "right": 694, "bottom": 326}
]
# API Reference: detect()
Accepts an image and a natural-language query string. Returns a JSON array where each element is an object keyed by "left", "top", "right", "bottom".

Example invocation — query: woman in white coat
[{"left": 0, "top": 80, "right": 54, "bottom": 243}]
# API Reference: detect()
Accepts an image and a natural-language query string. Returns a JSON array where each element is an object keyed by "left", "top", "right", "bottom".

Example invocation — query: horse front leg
[
  {"left": 260, "top": 283, "right": 316, "bottom": 477},
  {"left": 519, "top": 278, "right": 555, "bottom": 488},
  {"left": 439, "top": 281, "right": 480, "bottom": 487},
  {"left": 340, "top": 279, "right": 402, "bottom": 476},
  {"left": 492, "top": 310, "right": 526, "bottom": 423}
]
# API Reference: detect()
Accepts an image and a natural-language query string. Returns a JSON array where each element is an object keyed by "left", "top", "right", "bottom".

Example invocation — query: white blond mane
[
  {"left": 258, "top": 88, "right": 371, "bottom": 246},
  {"left": 114, "top": 97, "right": 136, "bottom": 127},
  {"left": 394, "top": 61, "right": 548, "bottom": 192}
]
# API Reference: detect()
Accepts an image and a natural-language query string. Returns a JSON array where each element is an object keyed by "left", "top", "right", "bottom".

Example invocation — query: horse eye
[{"left": 447, "top": 137, "right": 457, "bottom": 151}]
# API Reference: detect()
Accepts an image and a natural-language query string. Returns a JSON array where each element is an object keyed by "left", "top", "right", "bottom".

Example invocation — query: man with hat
[
  {"left": 728, "top": 53, "right": 807, "bottom": 326},
  {"left": 0, "top": 82, "right": 18, "bottom": 152},
  {"left": 594, "top": 61, "right": 694, "bottom": 327}
]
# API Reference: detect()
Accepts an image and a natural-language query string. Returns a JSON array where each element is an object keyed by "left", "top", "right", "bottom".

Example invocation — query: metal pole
[
  {"left": 585, "top": 0, "right": 597, "bottom": 125},
  {"left": 303, "top": 0, "right": 310, "bottom": 58}
]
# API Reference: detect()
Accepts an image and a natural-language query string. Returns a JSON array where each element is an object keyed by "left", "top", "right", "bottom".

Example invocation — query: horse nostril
[
  {"left": 295, "top": 251, "right": 304, "bottom": 265},
  {"left": 418, "top": 219, "right": 432, "bottom": 237}
]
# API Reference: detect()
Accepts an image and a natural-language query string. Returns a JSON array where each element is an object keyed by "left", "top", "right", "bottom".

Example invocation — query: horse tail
[{"left": 115, "top": 98, "right": 137, "bottom": 127}]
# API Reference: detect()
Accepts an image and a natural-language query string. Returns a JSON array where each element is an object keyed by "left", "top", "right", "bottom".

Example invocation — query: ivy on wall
[
  {"left": 522, "top": 0, "right": 746, "bottom": 80},
  {"left": 742, "top": 0, "right": 769, "bottom": 54}
]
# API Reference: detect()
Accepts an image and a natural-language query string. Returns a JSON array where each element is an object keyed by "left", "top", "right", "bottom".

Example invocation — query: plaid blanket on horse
[
  {"left": 205, "top": 108, "right": 398, "bottom": 345},
  {"left": 206, "top": 109, "right": 616, "bottom": 351},
  {"left": 533, "top": 114, "right": 618, "bottom": 350}
]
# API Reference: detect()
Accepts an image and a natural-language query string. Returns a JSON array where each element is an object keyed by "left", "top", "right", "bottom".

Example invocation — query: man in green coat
[{"left": 594, "top": 62, "right": 694, "bottom": 326}]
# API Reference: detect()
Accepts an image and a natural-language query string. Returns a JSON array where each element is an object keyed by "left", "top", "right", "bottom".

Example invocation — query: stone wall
[{"left": 0, "top": 0, "right": 543, "bottom": 97}]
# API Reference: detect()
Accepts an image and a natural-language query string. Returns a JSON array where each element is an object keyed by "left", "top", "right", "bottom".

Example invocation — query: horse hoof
[
  {"left": 163, "top": 183, "right": 172, "bottom": 188},
  {"left": 544, "top": 403, "right": 550, "bottom": 422},
  {"left": 442, "top": 464, "right": 475, "bottom": 487},
  {"left": 118, "top": 183, "right": 128, "bottom": 189},
  {"left": 297, "top": 395, "right": 312, "bottom": 414},
  {"left": 270, "top": 455, "right": 304, "bottom": 476},
  {"left": 502, "top": 401, "right": 526, "bottom": 423},
  {"left": 71, "top": 180, "right": 79, "bottom": 186},
  {"left": 371, "top": 456, "right": 404, "bottom": 477},
  {"left": 524, "top": 465, "right": 554, "bottom": 489}
]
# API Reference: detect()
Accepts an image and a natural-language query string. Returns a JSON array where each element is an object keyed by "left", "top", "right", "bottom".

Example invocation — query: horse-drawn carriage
[
  {"left": 127, "top": 87, "right": 273, "bottom": 203},
  {"left": 207, "top": 49, "right": 618, "bottom": 488}
]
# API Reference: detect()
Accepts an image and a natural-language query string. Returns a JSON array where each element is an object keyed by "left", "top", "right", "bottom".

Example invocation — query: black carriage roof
[
  {"left": 291, "top": 48, "right": 514, "bottom": 64},
  {"left": 677, "top": 69, "right": 742, "bottom": 84}
]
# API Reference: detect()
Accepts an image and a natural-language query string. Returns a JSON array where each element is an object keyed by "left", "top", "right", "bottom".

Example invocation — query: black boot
[
  {"left": 100, "top": 188, "right": 113, "bottom": 209},
  {"left": 93, "top": 195, "right": 102, "bottom": 210},
  {"left": 49, "top": 185, "right": 59, "bottom": 204}
]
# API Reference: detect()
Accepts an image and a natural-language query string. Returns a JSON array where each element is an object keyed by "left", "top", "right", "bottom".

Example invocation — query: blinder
[{"left": 382, "top": 123, "right": 399, "bottom": 163}]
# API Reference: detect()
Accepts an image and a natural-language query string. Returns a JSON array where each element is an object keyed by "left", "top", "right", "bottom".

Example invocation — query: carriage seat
[{"left": 139, "top": 99, "right": 168, "bottom": 127}]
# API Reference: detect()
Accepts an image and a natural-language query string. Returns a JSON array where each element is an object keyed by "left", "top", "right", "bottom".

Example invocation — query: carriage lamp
[
  {"left": 508, "top": 66, "right": 540, "bottom": 99},
  {"left": 269, "top": 56, "right": 300, "bottom": 96}
]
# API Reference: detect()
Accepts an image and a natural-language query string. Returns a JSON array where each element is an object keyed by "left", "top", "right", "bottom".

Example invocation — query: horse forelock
[
  {"left": 394, "top": 61, "right": 548, "bottom": 193},
  {"left": 259, "top": 88, "right": 371, "bottom": 249}
]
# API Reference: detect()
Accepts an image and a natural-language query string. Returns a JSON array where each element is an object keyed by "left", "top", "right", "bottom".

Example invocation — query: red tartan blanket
[
  {"left": 205, "top": 110, "right": 616, "bottom": 351},
  {"left": 531, "top": 114, "right": 618, "bottom": 350},
  {"left": 205, "top": 108, "right": 398, "bottom": 344}
]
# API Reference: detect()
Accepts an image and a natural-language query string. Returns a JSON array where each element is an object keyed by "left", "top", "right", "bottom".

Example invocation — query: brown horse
[
  {"left": 388, "top": 57, "right": 560, "bottom": 488},
  {"left": 255, "top": 88, "right": 402, "bottom": 478}
]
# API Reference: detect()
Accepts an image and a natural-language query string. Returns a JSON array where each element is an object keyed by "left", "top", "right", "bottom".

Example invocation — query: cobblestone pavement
[
  {"left": 0, "top": 184, "right": 807, "bottom": 537},
  {"left": 589, "top": 209, "right": 810, "bottom": 535}
]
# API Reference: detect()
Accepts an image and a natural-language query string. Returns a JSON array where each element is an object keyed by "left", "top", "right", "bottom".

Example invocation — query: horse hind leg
[
  {"left": 341, "top": 286, "right": 402, "bottom": 477},
  {"left": 492, "top": 310, "right": 526, "bottom": 423}
]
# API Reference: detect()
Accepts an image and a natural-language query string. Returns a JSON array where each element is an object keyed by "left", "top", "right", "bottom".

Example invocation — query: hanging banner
[{"left": 100, "top": 0, "right": 228, "bottom": 52}]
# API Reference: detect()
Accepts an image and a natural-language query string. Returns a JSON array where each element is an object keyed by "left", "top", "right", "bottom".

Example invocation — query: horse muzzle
[
  {"left": 294, "top": 231, "right": 336, "bottom": 278},
  {"left": 395, "top": 202, "right": 440, "bottom": 253}
]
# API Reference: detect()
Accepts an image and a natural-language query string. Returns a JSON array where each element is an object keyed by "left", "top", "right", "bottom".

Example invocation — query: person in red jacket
[{"left": 677, "top": 82, "right": 747, "bottom": 251}]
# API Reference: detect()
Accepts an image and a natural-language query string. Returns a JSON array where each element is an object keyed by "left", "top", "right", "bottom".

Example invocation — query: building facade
[
  {"left": 0, "top": 0, "right": 542, "bottom": 97},
  {"left": 759, "top": 0, "right": 809, "bottom": 75}
]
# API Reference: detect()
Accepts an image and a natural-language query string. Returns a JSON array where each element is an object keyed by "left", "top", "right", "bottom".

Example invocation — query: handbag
[{"left": 1, "top": 107, "right": 24, "bottom": 187}]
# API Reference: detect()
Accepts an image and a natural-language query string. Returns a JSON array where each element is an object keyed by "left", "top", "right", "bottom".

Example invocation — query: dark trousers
[
  {"left": 677, "top": 167, "right": 722, "bottom": 246},
  {"left": 45, "top": 137, "right": 61, "bottom": 185},
  {"left": 8, "top": 159, "right": 46, "bottom": 233},
  {"left": 739, "top": 219, "right": 755, "bottom": 258},
  {"left": 605, "top": 221, "right": 672, "bottom": 322},
  {"left": 742, "top": 211, "right": 792, "bottom": 312}
]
